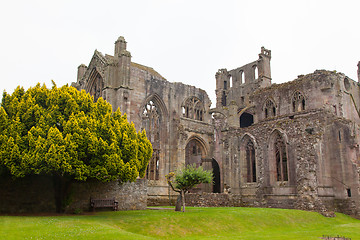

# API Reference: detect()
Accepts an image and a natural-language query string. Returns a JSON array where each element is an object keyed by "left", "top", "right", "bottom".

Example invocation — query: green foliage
[
  {"left": 1, "top": 208, "right": 360, "bottom": 239},
  {"left": 0, "top": 83, "right": 153, "bottom": 183},
  {"left": 171, "top": 164, "right": 213, "bottom": 191}
]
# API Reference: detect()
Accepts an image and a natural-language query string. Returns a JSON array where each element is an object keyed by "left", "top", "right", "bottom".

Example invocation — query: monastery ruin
[{"left": 72, "top": 36, "right": 360, "bottom": 217}]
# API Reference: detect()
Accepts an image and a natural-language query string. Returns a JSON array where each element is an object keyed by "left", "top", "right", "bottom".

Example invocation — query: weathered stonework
[
  {"left": 73, "top": 37, "right": 217, "bottom": 204},
  {"left": 0, "top": 175, "right": 147, "bottom": 213},
  {"left": 73, "top": 37, "right": 360, "bottom": 218}
]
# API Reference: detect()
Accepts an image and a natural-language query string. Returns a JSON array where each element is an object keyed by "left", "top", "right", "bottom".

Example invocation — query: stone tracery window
[
  {"left": 292, "top": 91, "right": 305, "bottom": 112},
  {"left": 245, "top": 140, "right": 256, "bottom": 182},
  {"left": 88, "top": 70, "right": 104, "bottom": 102},
  {"left": 147, "top": 149, "right": 160, "bottom": 180},
  {"left": 274, "top": 133, "right": 288, "bottom": 181},
  {"left": 264, "top": 99, "right": 276, "bottom": 118},
  {"left": 142, "top": 100, "right": 161, "bottom": 180},
  {"left": 181, "top": 97, "right": 205, "bottom": 121}
]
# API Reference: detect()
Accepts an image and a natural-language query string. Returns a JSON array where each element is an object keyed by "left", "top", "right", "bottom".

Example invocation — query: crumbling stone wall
[
  {"left": 72, "top": 37, "right": 215, "bottom": 203},
  {"left": 71, "top": 37, "right": 360, "bottom": 218},
  {"left": 67, "top": 179, "right": 147, "bottom": 213},
  {"left": 0, "top": 175, "right": 147, "bottom": 214},
  {"left": 213, "top": 52, "right": 360, "bottom": 217}
]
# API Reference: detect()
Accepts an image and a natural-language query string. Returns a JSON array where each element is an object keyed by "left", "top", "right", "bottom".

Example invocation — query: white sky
[{"left": 1, "top": 0, "right": 359, "bottom": 107}]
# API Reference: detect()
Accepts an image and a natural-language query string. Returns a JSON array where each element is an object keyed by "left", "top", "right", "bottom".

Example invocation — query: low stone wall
[
  {"left": 0, "top": 175, "right": 147, "bottom": 214},
  {"left": 167, "top": 193, "right": 359, "bottom": 219},
  {"left": 185, "top": 193, "right": 231, "bottom": 207},
  {"left": 147, "top": 195, "right": 177, "bottom": 206},
  {"left": 67, "top": 179, "right": 147, "bottom": 213}
]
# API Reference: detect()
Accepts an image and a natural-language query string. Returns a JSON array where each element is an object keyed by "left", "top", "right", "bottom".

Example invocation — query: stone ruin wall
[
  {"left": 0, "top": 175, "right": 147, "bottom": 214},
  {"left": 71, "top": 37, "right": 360, "bottom": 218},
  {"left": 73, "top": 38, "right": 215, "bottom": 200},
  {"left": 214, "top": 70, "right": 360, "bottom": 217},
  {"left": 250, "top": 70, "right": 360, "bottom": 123}
]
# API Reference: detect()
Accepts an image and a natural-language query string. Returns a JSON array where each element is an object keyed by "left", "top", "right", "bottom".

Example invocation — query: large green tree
[
  {"left": 166, "top": 164, "right": 213, "bottom": 212},
  {"left": 0, "top": 83, "right": 152, "bottom": 212}
]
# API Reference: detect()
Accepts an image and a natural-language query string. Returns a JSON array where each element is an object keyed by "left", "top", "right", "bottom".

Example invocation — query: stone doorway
[
  {"left": 212, "top": 159, "right": 221, "bottom": 193},
  {"left": 185, "top": 138, "right": 220, "bottom": 193}
]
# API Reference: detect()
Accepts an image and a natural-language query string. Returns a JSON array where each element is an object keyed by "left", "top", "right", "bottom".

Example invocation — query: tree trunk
[
  {"left": 181, "top": 190, "right": 186, "bottom": 212},
  {"left": 175, "top": 194, "right": 182, "bottom": 212},
  {"left": 53, "top": 175, "right": 72, "bottom": 213}
]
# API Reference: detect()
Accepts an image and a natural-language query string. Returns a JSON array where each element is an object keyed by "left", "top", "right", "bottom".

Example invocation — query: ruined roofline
[
  {"left": 173, "top": 81, "right": 210, "bottom": 97},
  {"left": 253, "top": 69, "right": 355, "bottom": 95},
  {"left": 130, "top": 62, "right": 166, "bottom": 80},
  {"left": 228, "top": 46, "right": 271, "bottom": 73}
]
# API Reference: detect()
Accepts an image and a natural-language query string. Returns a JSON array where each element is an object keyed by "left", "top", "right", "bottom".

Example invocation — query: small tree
[{"left": 166, "top": 164, "right": 213, "bottom": 212}]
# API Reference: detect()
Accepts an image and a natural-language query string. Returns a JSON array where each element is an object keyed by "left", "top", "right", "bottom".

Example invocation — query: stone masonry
[{"left": 72, "top": 36, "right": 360, "bottom": 217}]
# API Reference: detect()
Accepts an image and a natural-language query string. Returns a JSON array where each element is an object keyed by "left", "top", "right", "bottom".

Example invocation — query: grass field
[{"left": 1, "top": 207, "right": 359, "bottom": 239}]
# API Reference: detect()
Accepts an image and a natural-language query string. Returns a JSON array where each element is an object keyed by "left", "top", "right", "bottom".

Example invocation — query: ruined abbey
[{"left": 72, "top": 36, "right": 360, "bottom": 217}]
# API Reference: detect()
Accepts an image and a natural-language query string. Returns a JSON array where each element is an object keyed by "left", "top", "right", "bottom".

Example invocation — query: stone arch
[
  {"left": 212, "top": 158, "right": 221, "bottom": 193},
  {"left": 85, "top": 68, "right": 104, "bottom": 102},
  {"left": 292, "top": 90, "right": 306, "bottom": 112},
  {"left": 181, "top": 96, "right": 205, "bottom": 121},
  {"left": 141, "top": 94, "right": 168, "bottom": 181},
  {"left": 253, "top": 65, "right": 258, "bottom": 80},
  {"left": 239, "top": 70, "right": 244, "bottom": 84},
  {"left": 267, "top": 129, "right": 289, "bottom": 185},
  {"left": 185, "top": 135, "right": 208, "bottom": 163},
  {"left": 141, "top": 93, "right": 168, "bottom": 119},
  {"left": 263, "top": 98, "right": 277, "bottom": 118},
  {"left": 239, "top": 133, "right": 258, "bottom": 184},
  {"left": 185, "top": 135, "right": 216, "bottom": 193}
]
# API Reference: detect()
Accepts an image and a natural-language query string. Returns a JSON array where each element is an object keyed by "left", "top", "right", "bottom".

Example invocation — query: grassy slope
[{"left": 0, "top": 207, "right": 359, "bottom": 240}]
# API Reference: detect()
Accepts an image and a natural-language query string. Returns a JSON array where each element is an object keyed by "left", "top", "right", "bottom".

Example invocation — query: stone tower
[{"left": 215, "top": 47, "right": 272, "bottom": 109}]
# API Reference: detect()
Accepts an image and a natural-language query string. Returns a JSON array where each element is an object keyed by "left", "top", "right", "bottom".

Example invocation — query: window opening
[
  {"left": 246, "top": 140, "right": 256, "bottom": 182},
  {"left": 339, "top": 130, "right": 341, "bottom": 142},
  {"left": 142, "top": 99, "right": 161, "bottom": 180},
  {"left": 292, "top": 91, "right": 305, "bottom": 112},
  {"left": 274, "top": 133, "right": 288, "bottom": 181},
  {"left": 222, "top": 91, "right": 227, "bottom": 106},
  {"left": 264, "top": 99, "right": 276, "bottom": 118},
  {"left": 240, "top": 112, "right": 254, "bottom": 128},
  {"left": 182, "top": 96, "right": 205, "bottom": 121},
  {"left": 254, "top": 66, "right": 258, "bottom": 80},
  {"left": 347, "top": 188, "right": 351, "bottom": 197}
]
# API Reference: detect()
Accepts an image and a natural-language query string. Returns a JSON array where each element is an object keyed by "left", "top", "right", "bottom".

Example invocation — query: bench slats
[{"left": 90, "top": 198, "right": 118, "bottom": 211}]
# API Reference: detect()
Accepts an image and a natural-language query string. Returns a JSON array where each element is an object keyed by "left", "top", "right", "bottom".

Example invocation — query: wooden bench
[{"left": 90, "top": 198, "right": 119, "bottom": 211}]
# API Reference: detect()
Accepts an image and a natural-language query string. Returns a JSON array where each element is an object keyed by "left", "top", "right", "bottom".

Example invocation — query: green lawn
[{"left": 1, "top": 207, "right": 359, "bottom": 239}]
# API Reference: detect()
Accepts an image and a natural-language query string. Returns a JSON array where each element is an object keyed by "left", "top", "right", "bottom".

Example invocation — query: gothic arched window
[
  {"left": 142, "top": 100, "right": 161, "bottom": 180},
  {"left": 87, "top": 69, "right": 104, "bottom": 102},
  {"left": 292, "top": 91, "right": 305, "bottom": 112},
  {"left": 181, "top": 97, "right": 205, "bottom": 121},
  {"left": 264, "top": 99, "right": 276, "bottom": 118},
  {"left": 246, "top": 140, "right": 256, "bottom": 182},
  {"left": 274, "top": 133, "right": 288, "bottom": 181}
]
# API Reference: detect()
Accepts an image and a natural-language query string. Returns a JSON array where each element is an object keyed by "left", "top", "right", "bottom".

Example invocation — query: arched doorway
[
  {"left": 185, "top": 138, "right": 220, "bottom": 193},
  {"left": 212, "top": 159, "right": 221, "bottom": 193}
]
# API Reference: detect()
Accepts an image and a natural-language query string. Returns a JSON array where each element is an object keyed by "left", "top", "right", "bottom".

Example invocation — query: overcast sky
[{"left": 1, "top": 0, "right": 359, "bottom": 106}]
